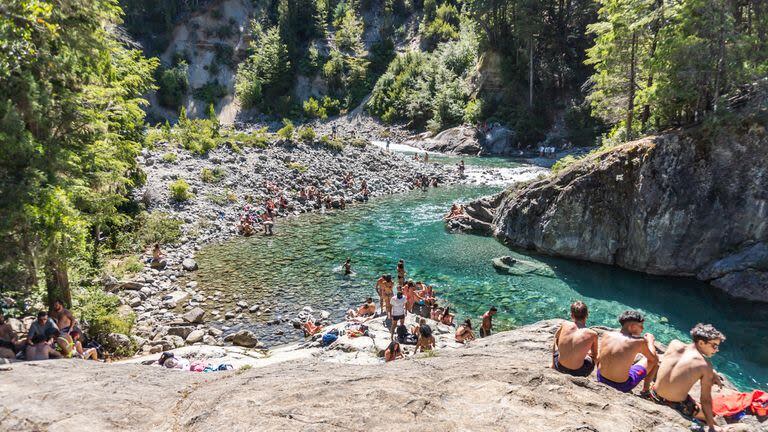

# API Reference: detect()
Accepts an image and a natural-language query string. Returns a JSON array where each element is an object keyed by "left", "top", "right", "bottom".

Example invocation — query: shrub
[
  {"left": 320, "top": 134, "right": 344, "bottom": 151},
  {"left": 349, "top": 138, "right": 367, "bottom": 148},
  {"left": 226, "top": 190, "right": 238, "bottom": 203},
  {"left": 162, "top": 152, "right": 178, "bottom": 163},
  {"left": 75, "top": 287, "right": 135, "bottom": 356},
  {"left": 103, "top": 255, "right": 143, "bottom": 279},
  {"left": 157, "top": 62, "right": 189, "bottom": 109},
  {"left": 169, "top": 179, "right": 192, "bottom": 202},
  {"left": 287, "top": 162, "right": 308, "bottom": 172},
  {"left": 551, "top": 155, "right": 581, "bottom": 173},
  {"left": 171, "top": 107, "right": 220, "bottom": 154},
  {"left": 464, "top": 98, "right": 483, "bottom": 124},
  {"left": 235, "top": 26, "right": 291, "bottom": 110},
  {"left": 277, "top": 119, "right": 295, "bottom": 140},
  {"left": 222, "top": 127, "right": 269, "bottom": 149},
  {"left": 201, "top": 167, "right": 225, "bottom": 183},
  {"left": 303, "top": 97, "right": 327, "bottom": 119},
  {"left": 135, "top": 212, "right": 183, "bottom": 246},
  {"left": 192, "top": 81, "right": 227, "bottom": 106},
  {"left": 297, "top": 125, "right": 316, "bottom": 142}
]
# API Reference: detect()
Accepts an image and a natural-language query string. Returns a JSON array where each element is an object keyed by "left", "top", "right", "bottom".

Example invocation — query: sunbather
[
  {"left": 384, "top": 341, "right": 404, "bottom": 362},
  {"left": 650, "top": 324, "right": 726, "bottom": 431},
  {"left": 455, "top": 319, "right": 475, "bottom": 343},
  {"left": 552, "top": 301, "right": 598, "bottom": 377},
  {"left": 596, "top": 310, "right": 658, "bottom": 394},
  {"left": 414, "top": 324, "right": 435, "bottom": 353},
  {"left": 70, "top": 329, "right": 98, "bottom": 360}
]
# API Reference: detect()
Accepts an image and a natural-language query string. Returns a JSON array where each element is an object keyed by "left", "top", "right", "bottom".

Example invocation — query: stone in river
[
  {"left": 248, "top": 305, "right": 260, "bottom": 313},
  {"left": 232, "top": 330, "right": 259, "bottom": 347},
  {"left": 183, "top": 307, "right": 206, "bottom": 324},
  {"left": 237, "top": 301, "right": 248, "bottom": 309},
  {"left": 185, "top": 329, "right": 205, "bottom": 344},
  {"left": 182, "top": 258, "right": 198, "bottom": 271}
]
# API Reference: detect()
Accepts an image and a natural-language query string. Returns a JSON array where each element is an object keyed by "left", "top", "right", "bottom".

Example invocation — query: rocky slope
[
  {"left": 454, "top": 99, "right": 768, "bottom": 301},
  {"left": 5, "top": 320, "right": 763, "bottom": 432}
]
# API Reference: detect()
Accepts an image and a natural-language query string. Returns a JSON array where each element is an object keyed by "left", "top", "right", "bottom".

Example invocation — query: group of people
[
  {"left": 444, "top": 203, "right": 466, "bottom": 221},
  {"left": 236, "top": 202, "right": 274, "bottom": 236},
  {"left": 0, "top": 300, "right": 98, "bottom": 362},
  {"left": 552, "top": 301, "right": 728, "bottom": 431},
  {"left": 539, "top": 146, "right": 557, "bottom": 158},
  {"left": 412, "top": 152, "right": 430, "bottom": 163}
]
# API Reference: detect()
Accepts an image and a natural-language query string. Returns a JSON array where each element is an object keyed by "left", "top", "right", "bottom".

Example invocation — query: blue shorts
[{"left": 597, "top": 365, "right": 647, "bottom": 393}]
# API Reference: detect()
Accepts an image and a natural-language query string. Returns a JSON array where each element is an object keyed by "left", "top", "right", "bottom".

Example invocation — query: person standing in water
[
  {"left": 343, "top": 258, "right": 352, "bottom": 275},
  {"left": 480, "top": 306, "right": 497, "bottom": 338},
  {"left": 396, "top": 259, "right": 406, "bottom": 287}
]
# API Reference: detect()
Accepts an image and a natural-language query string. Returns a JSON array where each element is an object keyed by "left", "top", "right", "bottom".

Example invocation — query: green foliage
[
  {"left": 222, "top": 127, "right": 270, "bottom": 149},
  {"left": 550, "top": 155, "right": 581, "bottom": 173},
  {"left": 192, "top": 81, "right": 227, "bottom": 106},
  {"left": 349, "top": 138, "right": 367, "bottom": 148},
  {"left": 368, "top": 26, "right": 478, "bottom": 131},
  {"left": 157, "top": 62, "right": 189, "bottom": 109},
  {"left": 463, "top": 98, "right": 483, "bottom": 124},
  {"left": 277, "top": 119, "right": 295, "bottom": 140},
  {"left": 303, "top": 96, "right": 343, "bottom": 119},
  {"left": 286, "top": 162, "right": 308, "bottom": 172},
  {"left": 236, "top": 25, "right": 291, "bottom": 110},
  {"left": 336, "top": 9, "right": 365, "bottom": 54},
  {"left": 297, "top": 125, "right": 316, "bottom": 142},
  {"left": 75, "top": 287, "right": 135, "bottom": 355},
  {"left": 201, "top": 167, "right": 226, "bottom": 183},
  {"left": 320, "top": 135, "right": 344, "bottom": 151},
  {"left": 134, "top": 212, "right": 183, "bottom": 247},
  {"left": 169, "top": 108, "right": 221, "bottom": 154},
  {"left": 0, "top": 0, "right": 158, "bottom": 302},
  {"left": 104, "top": 255, "right": 143, "bottom": 279},
  {"left": 162, "top": 152, "right": 178, "bottom": 163},
  {"left": 421, "top": 3, "right": 460, "bottom": 49},
  {"left": 169, "top": 179, "right": 192, "bottom": 202}
]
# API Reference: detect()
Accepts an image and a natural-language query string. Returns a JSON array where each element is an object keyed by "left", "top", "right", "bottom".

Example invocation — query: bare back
[
  {"left": 26, "top": 343, "right": 53, "bottom": 361},
  {"left": 0, "top": 323, "right": 15, "bottom": 342},
  {"left": 597, "top": 331, "right": 647, "bottom": 382},
  {"left": 555, "top": 322, "right": 597, "bottom": 369},
  {"left": 654, "top": 340, "right": 710, "bottom": 402}
]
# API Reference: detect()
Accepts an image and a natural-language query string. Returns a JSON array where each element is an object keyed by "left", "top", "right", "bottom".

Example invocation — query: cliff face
[{"left": 473, "top": 110, "right": 768, "bottom": 301}]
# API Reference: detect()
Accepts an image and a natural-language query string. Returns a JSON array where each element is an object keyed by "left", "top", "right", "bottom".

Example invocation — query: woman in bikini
[{"left": 455, "top": 319, "right": 475, "bottom": 343}]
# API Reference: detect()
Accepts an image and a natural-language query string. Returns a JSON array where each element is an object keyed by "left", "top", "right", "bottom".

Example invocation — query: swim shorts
[
  {"left": 596, "top": 365, "right": 647, "bottom": 393},
  {"left": 479, "top": 328, "right": 491, "bottom": 338},
  {"left": 392, "top": 315, "right": 405, "bottom": 322},
  {"left": 553, "top": 351, "right": 595, "bottom": 377},
  {"left": 649, "top": 389, "right": 700, "bottom": 418}
]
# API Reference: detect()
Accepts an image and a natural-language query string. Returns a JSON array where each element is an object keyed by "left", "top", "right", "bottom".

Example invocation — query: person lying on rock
[
  {"left": 389, "top": 288, "right": 407, "bottom": 339},
  {"left": 455, "top": 319, "right": 475, "bottom": 343},
  {"left": 480, "top": 306, "right": 497, "bottom": 338},
  {"left": 596, "top": 310, "right": 658, "bottom": 394},
  {"left": 70, "top": 330, "right": 98, "bottom": 360},
  {"left": 414, "top": 324, "right": 435, "bottom": 354},
  {"left": 50, "top": 299, "right": 77, "bottom": 334},
  {"left": 25, "top": 332, "right": 62, "bottom": 361},
  {"left": 649, "top": 324, "right": 726, "bottom": 432},
  {"left": 346, "top": 298, "right": 376, "bottom": 319},
  {"left": 0, "top": 312, "right": 20, "bottom": 358},
  {"left": 375, "top": 274, "right": 394, "bottom": 314},
  {"left": 303, "top": 320, "right": 323, "bottom": 337},
  {"left": 384, "top": 341, "right": 404, "bottom": 362},
  {"left": 551, "top": 301, "right": 598, "bottom": 377},
  {"left": 444, "top": 203, "right": 465, "bottom": 221}
]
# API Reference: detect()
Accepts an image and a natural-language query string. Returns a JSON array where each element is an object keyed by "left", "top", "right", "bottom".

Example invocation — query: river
[{"left": 195, "top": 153, "right": 768, "bottom": 391}]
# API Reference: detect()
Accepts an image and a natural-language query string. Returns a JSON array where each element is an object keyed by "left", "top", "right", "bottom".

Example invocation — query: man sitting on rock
[
  {"left": 28, "top": 311, "right": 58, "bottom": 342},
  {"left": 50, "top": 299, "right": 77, "bottom": 334},
  {"left": 650, "top": 324, "right": 726, "bottom": 431},
  {"left": 551, "top": 301, "right": 598, "bottom": 377},
  {"left": 596, "top": 310, "right": 658, "bottom": 394},
  {"left": 25, "top": 332, "right": 62, "bottom": 361},
  {"left": 0, "top": 312, "right": 19, "bottom": 358},
  {"left": 150, "top": 243, "right": 167, "bottom": 269}
]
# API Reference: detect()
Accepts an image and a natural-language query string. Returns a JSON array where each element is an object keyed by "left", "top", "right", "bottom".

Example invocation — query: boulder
[
  {"left": 164, "top": 335, "right": 185, "bottom": 349},
  {"left": 186, "top": 329, "right": 205, "bottom": 344},
  {"left": 167, "top": 326, "right": 194, "bottom": 339},
  {"left": 6, "top": 318, "right": 25, "bottom": 334},
  {"left": 182, "top": 258, "right": 198, "bottom": 271},
  {"left": 105, "top": 333, "right": 133, "bottom": 352},
  {"left": 231, "top": 330, "right": 259, "bottom": 348},
  {"left": 119, "top": 281, "right": 143, "bottom": 291},
  {"left": 183, "top": 307, "right": 206, "bottom": 324}
]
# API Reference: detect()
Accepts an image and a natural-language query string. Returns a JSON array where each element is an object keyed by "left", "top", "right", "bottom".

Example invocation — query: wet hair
[
  {"left": 489, "top": 306, "right": 498, "bottom": 312},
  {"left": 570, "top": 301, "right": 589, "bottom": 321},
  {"left": 690, "top": 323, "right": 726, "bottom": 343},
  {"left": 365, "top": 297, "right": 373, "bottom": 303},
  {"left": 387, "top": 341, "right": 401, "bottom": 354},
  {"left": 618, "top": 310, "right": 644, "bottom": 326},
  {"left": 419, "top": 324, "right": 433, "bottom": 338},
  {"left": 385, "top": 274, "right": 392, "bottom": 282},
  {"left": 441, "top": 307, "right": 451, "bottom": 318},
  {"left": 463, "top": 319, "right": 472, "bottom": 329},
  {"left": 37, "top": 311, "right": 47, "bottom": 319}
]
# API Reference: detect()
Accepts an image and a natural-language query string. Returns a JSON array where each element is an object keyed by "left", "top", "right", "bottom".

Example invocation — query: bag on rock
[{"left": 322, "top": 333, "right": 338, "bottom": 347}]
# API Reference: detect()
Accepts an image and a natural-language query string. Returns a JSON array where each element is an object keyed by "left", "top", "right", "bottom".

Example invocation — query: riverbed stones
[
  {"left": 186, "top": 329, "right": 205, "bottom": 344},
  {"left": 106, "top": 333, "right": 132, "bottom": 352},
  {"left": 232, "top": 330, "right": 259, "bottom": 348},
  {"left": 167, "top": 326, "right": 194, "bottom": 339},
  {"left": 183, "top": 307, "right": 206, "bottom": 324},
  {"left": 182, "top": 258, "right": 198, "bottom": 271}
]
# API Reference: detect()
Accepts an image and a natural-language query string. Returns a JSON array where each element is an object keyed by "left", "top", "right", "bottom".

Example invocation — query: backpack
[{"left": 321, "top": 333, "right": 338, "bottom": 347}]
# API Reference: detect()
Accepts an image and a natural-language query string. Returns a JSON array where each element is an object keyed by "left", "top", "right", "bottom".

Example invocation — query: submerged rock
[{"left": 232, "top": 330, "right": 259, "bottom": 348}]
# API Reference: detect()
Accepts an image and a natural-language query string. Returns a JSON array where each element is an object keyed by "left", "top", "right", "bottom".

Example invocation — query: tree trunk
[
  {"left": 20, "top": 230, "right": 39, "bottom": 294},
  {"left": 626, "top": 31, "right": 637, "bottom": 140},
  {"left": 45, "top": 246, "right": 71, "bottom": 309},
  {"left": 641, "top": 0, "right": 664, "bottom": 132},
  {"left": 529, "top": 34, "right": 534, "bottom": 108}
]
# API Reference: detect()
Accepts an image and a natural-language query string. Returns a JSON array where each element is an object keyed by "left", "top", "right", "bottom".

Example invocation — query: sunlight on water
[{"left": 196, "top": 163, "right": 768, "bottom": 391}]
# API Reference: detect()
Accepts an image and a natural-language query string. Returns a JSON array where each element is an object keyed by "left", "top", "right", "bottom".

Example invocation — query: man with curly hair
[{"left": 649, "top": 324, "right": 726, "bottom": 432}]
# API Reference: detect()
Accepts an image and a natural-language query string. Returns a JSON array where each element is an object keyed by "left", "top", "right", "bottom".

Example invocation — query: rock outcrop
[
  {"left": 459, "top": 105, "right": 768, "bottom": 301},
  {"left": 419, "top": 124, "right": 515, "bottom": 155},
  {"left": 7, "top": 320, "right": 762, "bottom": 432}
]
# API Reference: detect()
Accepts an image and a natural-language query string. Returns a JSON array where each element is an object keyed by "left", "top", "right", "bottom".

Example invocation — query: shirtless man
[
  {"left": 50, "top": 299, "right": 76, "bottom": 334},
  {"left": 0, "top": 312, "right": 18, "bottom": 358},
  {"left": 25, "top": 333, "right": 62, "bottom": 361},
  {"left": 480, "top": 306, "right": 497, "bottom": 338},
  {"left": 596, "top": 310, "right": 658, "bottom": 394},
  {"left": 343, "top": 258, "right": 352, "bottom": 275},
  {"left": 347, "top": 298, "right": 376, "bottom": 319},
  {"left": 650, "top": 324, "right": 726, "bottom": 431},
  {"left": 375, "top": 274, "right": 394, "bottom": 313},
  {"left": 552, "top": 301, "right": 598, "bottom": 377}
]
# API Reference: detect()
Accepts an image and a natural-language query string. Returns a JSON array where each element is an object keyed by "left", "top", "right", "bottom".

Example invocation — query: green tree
[
  {"left": 235, "top": 25, "right": 291, "bottom": 110},
  {"left": 0, "top": 0, "right": 157, "bottom": 306}
]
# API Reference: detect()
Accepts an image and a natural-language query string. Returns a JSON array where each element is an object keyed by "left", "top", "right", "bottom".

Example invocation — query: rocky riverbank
[
  {"left": 102, "top": 133, "right": 470, "bottom": 355},
  {"left": 3, "top": 319, "right": 765, "bottom": 432},
  {"left": 452, "top": 109, "right": 768, "bottom": 301}
]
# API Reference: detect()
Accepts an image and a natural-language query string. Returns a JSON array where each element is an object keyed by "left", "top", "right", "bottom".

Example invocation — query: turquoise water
[{"left": 196, "top": 179, "right": 768, "bottom": 391}]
